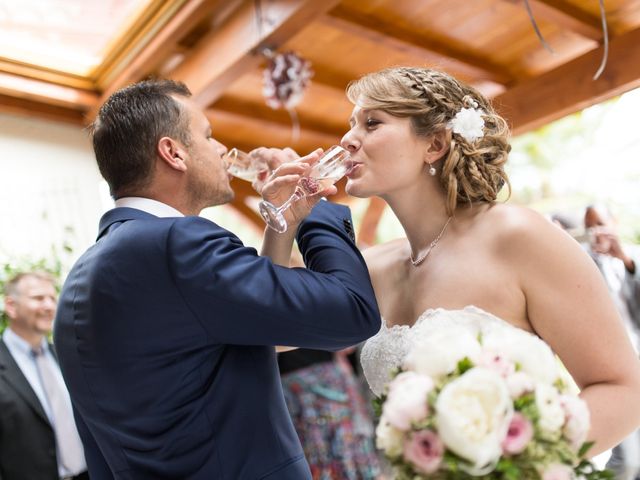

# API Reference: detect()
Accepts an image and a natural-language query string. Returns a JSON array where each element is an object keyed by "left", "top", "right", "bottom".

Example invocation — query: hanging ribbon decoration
[
  {"left": 523, "top": 0, "right": 554, "bottom": 53},
  {"left": 592, "top": 0, "right": 609, "bottom": 80},
  {"left": 523, "top": 0, "right": 609, "bottom": 80}
]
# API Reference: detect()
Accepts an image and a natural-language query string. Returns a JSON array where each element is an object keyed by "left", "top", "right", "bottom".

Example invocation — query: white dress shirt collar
[
  {"left": 3, "top": 327, "right": 47, "bottom": 356},
  {"left": 115, "top": 197, "right": 184, "bottom": 218}
]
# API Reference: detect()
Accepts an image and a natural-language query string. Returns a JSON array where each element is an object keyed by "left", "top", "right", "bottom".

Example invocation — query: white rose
[
  {"left": 375, "top": 415, "right": 404, "bottom": 457},
  {"left": 383, "top": 371, "right": 433, "bottom": 431},
  {"left": 436, "top": 367, "right": 513, "bottom": 469},
  {"left": 405, "top": 323, "right": 482, "bottom": 380},
  {"left": 560, "top": 395, "right": 590, "bottom": 450},
  {"left": 505, "top": 371, "right": 536, "bottom": 399},
  {"left": 536, "top": 384, "right": 566, "bottom": 434},
  {"left": 482, "top": 326, "right": 559, "bottom": 385}
]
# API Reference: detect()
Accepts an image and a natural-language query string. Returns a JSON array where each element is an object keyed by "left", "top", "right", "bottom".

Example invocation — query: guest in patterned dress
[{"left": 279, "top": 348, "right": 383, "bottom": 479}]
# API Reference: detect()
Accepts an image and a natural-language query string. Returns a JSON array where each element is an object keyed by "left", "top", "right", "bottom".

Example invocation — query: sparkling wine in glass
[
  {"left": 258, "top": 145, "right": 351, "bottom": 233},
  {"left": 225, "top": 148, "right": 268, "bottom": 182}
]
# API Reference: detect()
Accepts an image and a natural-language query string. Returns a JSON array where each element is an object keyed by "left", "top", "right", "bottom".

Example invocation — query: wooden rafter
[
  {"left": 494, "top": 26, "right": 640, "bottom": 134},
  {"left": 206, "top": 108, "right": 340, "bottom": 153},
  {"left": 326, "top": 4, "right": 514, "bottom": 85},
  {"left": 213, "top": 96, "right": 346, "bottom": 138},
  {"left": 528, "top": 0, "right": 603, "bottom": 40},
  {"left": 0, "top": 72, "right": 97, "bottom": 111},
  {"left": 88, "top": 0, "right": 236, "bottom": 120},
  {"left": 0, "top": 59, "right": 95, "bottom": 90},
  {"left": 92, "top": 0, "right": 189, "bottom": 84},
  {"left": 0, "top": 93, "right": 85, "bottom": 125},
  {"left": 169, "top": 0, "right": 343, "bottom": 107}
]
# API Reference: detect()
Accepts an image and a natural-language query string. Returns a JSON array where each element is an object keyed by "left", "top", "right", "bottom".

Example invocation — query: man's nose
[{"left": 42, "top": 297, "right": 57, "bottom": 311}]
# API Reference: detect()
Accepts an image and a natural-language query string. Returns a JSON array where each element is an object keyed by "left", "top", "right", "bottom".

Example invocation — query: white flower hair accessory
[{"left": 448, "top": 100, "right": 485, "bottom": 142}]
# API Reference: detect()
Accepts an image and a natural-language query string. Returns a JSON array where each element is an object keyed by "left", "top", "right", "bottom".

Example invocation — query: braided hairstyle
[{"left": 346, "top": 67, "right": 511, "bottom": 215}]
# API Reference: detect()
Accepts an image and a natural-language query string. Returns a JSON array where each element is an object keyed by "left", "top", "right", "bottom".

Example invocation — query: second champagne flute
[
  {"left": 258, "top": 145, "right": 351, "bottom": 233},
  {"left": 225, "top": 148, "right": 268, "bottom": 182}
]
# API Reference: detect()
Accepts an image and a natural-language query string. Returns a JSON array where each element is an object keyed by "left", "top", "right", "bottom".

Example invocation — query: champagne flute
[
  {"left": 225, "top": 148, "right": 268, "bottom": 182},
  {"left": 258, "top": 145, "right": 351, "bottom": 233}
]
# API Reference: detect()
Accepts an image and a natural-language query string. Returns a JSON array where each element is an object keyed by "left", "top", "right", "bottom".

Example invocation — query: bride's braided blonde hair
[{"left": 346, "top": 67, "right": 511, "bottom": 215}]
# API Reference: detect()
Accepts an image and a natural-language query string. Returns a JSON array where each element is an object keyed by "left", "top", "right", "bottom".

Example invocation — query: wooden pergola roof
[{"left": 2, "top": 0, "right": 640, "bottom": 243}]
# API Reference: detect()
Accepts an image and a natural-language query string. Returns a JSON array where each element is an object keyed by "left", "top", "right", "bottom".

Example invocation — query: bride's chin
[{"left": 345, "top": 180, "right": 367, "bottom": 198}]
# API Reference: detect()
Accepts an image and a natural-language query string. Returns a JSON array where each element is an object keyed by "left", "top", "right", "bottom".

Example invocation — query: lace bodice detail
[{"left": 360, "top": 306, "right": 515, "bottom": 396}]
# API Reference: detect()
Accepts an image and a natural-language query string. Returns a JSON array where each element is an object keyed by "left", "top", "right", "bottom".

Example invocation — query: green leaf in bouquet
[
  {"left": 428, "top": 389, "right": 439, "bottom": 409},
  {"left": 495, "top": 458, "right": 521, "bottom": 480},
  {"left": 372, "top": 394, "right": 385, "bottom": 418},
  {"left": 456, "top": 357, "right": 474, "bottom": 375},
  {"left": 553, "top": 377, "right": 567, "bottom": 392},
  {"left": 513, "top": 393, "right": 535, "bottom": 412},
  {"left": 574, "top": 458, "right": 614, "bottom": 479},
  {"left": 578, "top": 441, "right": 595, "bottom": 458}
]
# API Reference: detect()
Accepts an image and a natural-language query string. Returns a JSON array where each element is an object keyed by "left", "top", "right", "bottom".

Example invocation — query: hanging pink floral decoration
[{"left": 262, "top": 51, "right": 313, "bottom": 110}]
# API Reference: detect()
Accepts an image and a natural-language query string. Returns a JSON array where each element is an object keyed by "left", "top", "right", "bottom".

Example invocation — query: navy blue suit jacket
[{"left": 53, "top": 201, "right": 380, "bottom": 479}]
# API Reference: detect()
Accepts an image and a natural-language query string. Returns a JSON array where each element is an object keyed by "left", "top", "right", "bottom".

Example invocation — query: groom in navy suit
[{"left": 53, "top": 79, "right": 380, "bottom": 479}]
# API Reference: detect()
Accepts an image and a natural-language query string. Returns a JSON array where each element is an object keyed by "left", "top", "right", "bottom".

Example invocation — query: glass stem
[{"left": 275, "top": 186, "right": 305, "bottom": 216}]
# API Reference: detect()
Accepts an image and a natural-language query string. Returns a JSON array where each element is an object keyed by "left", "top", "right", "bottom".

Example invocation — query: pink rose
[
  {"left": 502, "top": 412, "right": 534, "bottom": 455},
  {"left": 403, "top": 430, "right": 444, "bottom": 474},
  {"left": 383, "top": 372, "right": 433, "bottom": 431},
  {"left": 541, "top": 463, "right": 574, "bottom": 480},
  {"left": 478, "top": 350, "right": 515, "bottom": 378}
]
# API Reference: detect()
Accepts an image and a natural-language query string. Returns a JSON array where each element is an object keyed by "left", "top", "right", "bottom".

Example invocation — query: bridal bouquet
[{"left": 374, "top": 319, "right": 612, "bottom": 479}]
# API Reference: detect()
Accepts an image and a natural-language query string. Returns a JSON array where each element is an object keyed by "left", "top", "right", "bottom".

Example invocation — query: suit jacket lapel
[{"left": 0, "top": 340, "right": 51, "bottom": 425}]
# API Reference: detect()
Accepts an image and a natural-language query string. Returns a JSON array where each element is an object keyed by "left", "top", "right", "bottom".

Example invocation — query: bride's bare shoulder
[
  {"left": 484, "top": 203, "right": 570, "bottom": 252},
  {"left": 485, "top": 204, "right": 553, "bottom": 236}
]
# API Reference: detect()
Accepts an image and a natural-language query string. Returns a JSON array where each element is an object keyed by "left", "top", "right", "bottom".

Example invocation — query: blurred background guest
[
  {"left": 278, "top": 347, "right": 383, "bottom": 479},
  {"left": 0, "top": 271, "right": 88, "bottom": 480},
  {"left": 584, "top": 204, "right": 640, "bottom": 480}
]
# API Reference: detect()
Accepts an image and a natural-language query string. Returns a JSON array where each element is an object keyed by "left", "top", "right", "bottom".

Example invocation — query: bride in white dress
[{"left": 339, "top": 67, "right": 640, "bottom": 454}]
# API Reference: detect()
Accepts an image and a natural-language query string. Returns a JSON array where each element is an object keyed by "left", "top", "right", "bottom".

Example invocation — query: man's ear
[
  {"left": 425, "top": 129, "right": 451, "bottom": 164},
  {"left": 4, "top": 296, "right": 17, "bottom": 320},
  {"left": 158, "top": 137, "right": 188, "bottom": 172}
]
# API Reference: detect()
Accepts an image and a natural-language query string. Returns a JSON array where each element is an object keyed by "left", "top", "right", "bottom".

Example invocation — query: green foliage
[
  {"left": 456, "top": 357, "right": 473, "bottom": 375},
  {"left": 372, "top": 394, "right": 385, "bottom": 419}
]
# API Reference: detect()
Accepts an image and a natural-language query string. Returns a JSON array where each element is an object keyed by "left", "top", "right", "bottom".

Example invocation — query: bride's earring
[{"left": 428, "top": 163, "right": 436, "bottom": 176}]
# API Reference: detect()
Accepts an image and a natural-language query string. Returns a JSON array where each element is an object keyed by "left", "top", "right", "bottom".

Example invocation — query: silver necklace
[{"left": 410, "top": 216, "right": 453, "bottom": 267}]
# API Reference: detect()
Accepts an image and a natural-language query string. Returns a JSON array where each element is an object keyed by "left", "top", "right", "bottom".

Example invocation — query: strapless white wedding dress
[{"left": 360, "top": 305, "right": 532, "bottom": 396}]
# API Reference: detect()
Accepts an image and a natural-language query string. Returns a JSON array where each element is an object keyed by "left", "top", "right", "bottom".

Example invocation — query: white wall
[
  {"left": 0, "top": 112, "right": 264, "bottom": 272},
  {"left": 0, "top": 112, "right": 112, "bottom": 268}
]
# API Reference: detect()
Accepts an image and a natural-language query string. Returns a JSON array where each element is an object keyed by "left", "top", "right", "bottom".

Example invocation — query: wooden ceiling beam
[
  {"left": 527, "top": 0, "right": 603, "bottom": 40},
  {"left": 305, "top": 64, "right": 355, "bottom": 92},
  {"left": 169, "top": 0, "right": 343, "bottom": 108},
  {"left": 213, "top": 96, "right": 346, "bottom": 138},
  {"left": 88, "top": 0, "right": 235, "bottom": 120},
  {"left": 206, "top": 108, "right": 340, "bottom": 152},
  {"left": 325, "top": 5, "right": 513, "bottom": 85},
  {"left": 0, "top": 93, "right": 85, "bottom": 125},
  {"left": 0, "top": 72, "right": 97, "bottom": 112},
  {"left": 494, "top": 26, "right": 640, "bottom": 135}
]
